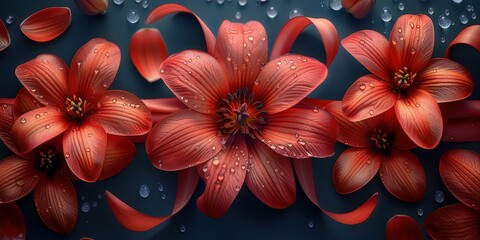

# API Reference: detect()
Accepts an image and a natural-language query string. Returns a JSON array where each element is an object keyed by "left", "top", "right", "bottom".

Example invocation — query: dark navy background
[{"left": 0, "top": 0, "right": 479, "bottom": 239}]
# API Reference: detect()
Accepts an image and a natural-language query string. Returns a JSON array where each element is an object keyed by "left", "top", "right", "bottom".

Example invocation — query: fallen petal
[
  {"left": 0, "top": 19, "right": 10, "bottom": 51},
  {"left": 386, "top": 215, "right": 422, "bottom": 240},
  {"left": 130, "top": 28, "right": 168, "bottom": 82},
  {"left": 343, "top": 0, "right": 376, "bottom": 19},
  {"left": 20, "top": 7, "right": 72, "bottom": 42},
  {"left": 424, "top": 203, "right": 480, "bottom": 240},
  {"left": 74, "top": 0, "right": 108, "bottom": 15}
]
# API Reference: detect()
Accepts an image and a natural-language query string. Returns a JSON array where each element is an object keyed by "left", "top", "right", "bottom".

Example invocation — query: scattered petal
[
  {"left": 343, "top": 0, "right": 376, "bottom": 19},
  {"left": 20, "top": 7, "right": 72, "bottom": 42},
  {"left": 424, "top": 203, "right": 480, "bottom": 240},
  {"left": 386, "top": 215, "right": 423, "bottom": 240},
  {"left": 74, "top": 0, "right": 109, "bottom": 15},
  {"left": 130, "top": 28, "right": 168, "bottom": 82},
  {"left": 447, "top": 25, "right": 480, "bottom": 59},
  {"left": 0, "top": 19, "right": 10, "bottom": 51}
]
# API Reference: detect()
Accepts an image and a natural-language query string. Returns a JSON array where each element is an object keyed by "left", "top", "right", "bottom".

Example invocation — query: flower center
[
  {"left": 370, "top": 128, "right": 390, "bottom": 150},
  {"left": 394, "top": 67, "right": 417, "bottom": 90},
  {"left": 37, "top": 147, "right": 59, "bottom": 178},
  {"left": 65, "top": 95, "right": 87, "bottom": 118},
  {"left": 217, "top": 88, "right": 266, "bottom": 138}
]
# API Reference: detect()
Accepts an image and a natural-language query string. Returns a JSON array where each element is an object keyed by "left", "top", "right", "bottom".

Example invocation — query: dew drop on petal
[
  {"left": 434, "top": 190, "right": 445, "bottom": 203},
  {"left": 81, "top": 202, "right": 91, "bottom": 213},
  {"left": 139, "top": 184, "right": 150, "bottom": 198},
  {"left": 212, "top": 157, "right": 220, "bottom": 166},
  {"left": 369, "top": 110, "right": 374, "bottom": 115},
  {"left": 359, "top": 83, "right": 366, "bottom": 90},
  {"left": 20, "top": 118, "right": 26, "bottom": 124}
]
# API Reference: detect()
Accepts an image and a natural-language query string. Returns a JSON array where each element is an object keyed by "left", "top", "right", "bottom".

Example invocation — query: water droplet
[
  {"left": 417, "top": 208, "right": 424, "bottom": 216},
  {"left": 434, "top": 190, "right": 445, "bottom": 203},
  {"left": 113, "top": 0, "right": 125, "bottom": 5},
  {"left": 139, "top": 185, "right": 150, "bottom": 198},
  {"left": 329, "top": 0, "right": 342, "bottom": 11},
  {"left": 381, "top": 7, "right": 392, "bottom": 22},
  {"left": 81, "top": 202, "right": 91, "bottom": 213},
  {"left": 359, "top": 83, "right": 366, "bottom": 90},
  {"left": 452, "top": 0, "right": 463, "bottom": 3},
  {"left": 440, "top": 36, "right": 446, "bottom": 43},
  {"left": 216, "top": 0, "right": 225, "bottom": 4},
  {"left": 369, "top": 110, "right": 374, "bottom": 115},
  {"left": 410, "top": 48, "right": 416, "bottom": 55},
  {"left": 289, "top": 8, "right": 304, "bottom": 19},
  {"left": 238, "top": 0, "right": 247, "bottom": 6},
  {"left": 97, "top": 193, "right": 102, "bottom": 199},
  {"left": 34, "top": 114, "right": 41, "bottom": 119},
  {"left": 254, "top": 79, "right": 260, "bottom": 85},
  {"left": 467, "top": 5, "right": 474, "bottom": 12},
  {"left": 366, "top": 160, "right": 371, "bottom": 164},
  {"left": 444, "top": 9, "right": 450, "bottom": 16},
  {"left": 266, "top": 6, "right": 278, "bottom": 18},
  {"left": 142, "top": 0, "right": 149, "bottom": 8},
  {"left": 180, "top": 225, "right": 186, "bottom": 233},
  {"left": 397, "top": 2, "right": 405, "bottom": 11},
  {"left": 235, "top": 185, "right": 241, "bottom": 191},
  {"left": 312, "top": 107, "right": 320, "bottom": 113},
  {"left": 472, "top": 13, "right": 477, "bottom": 20},
  {"left": 290, "top": 65, "right": 297, "bottom": 70},
  {"left": 235, "top": 11, "right": 242, "bottom": 19},
  {"left": 297, "top": 139, "right": 306, "bottom": 145},
  {"left": 428, "top": 7, "right": 434, "bottom": 15},
  {"left": 20, "top": 118, "right": 26, "bottom": 124},
  {"left": 5, "top": 15, "right": 14, "bottom": 25},
  {"left": 221, "top": 138, "right": 227, "bottom": 145},
  {"left": 127, "top": 10, "right": 140, "bottom": 24},
  {"left": 212, "top": 157, "right": 220, "bottom": 166},
  {"left": 438, "top": 14, "right": 452, "bottom": 29},
  {"left": 369, "top": 82, "right": 375, "bottom": 88},
  {"left": 307, "top": 220, "right": 314, "bottom": 228},
  {"left": 92, "top": 201, "right": 98, "bottom": 207},
  {"left": 359, "top": 40, "right": 366, "bottom": 44},
  {"left": 135, "top": 0, "right": 142, "bottom": 3},
  {"left": 160, "top": 193, "right": 166, "bottom": 199}
]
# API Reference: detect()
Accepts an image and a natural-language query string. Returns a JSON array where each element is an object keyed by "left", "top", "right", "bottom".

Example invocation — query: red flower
[
  {"left": 326, "top": 101, "right": 426, "bottom": 202},
  {"left": 146, "top": 20, "right": 337, "bottom": 217},
  {"left": 341, "top": 14, "right": 473, "bottom": 149},
  {"left": 424, "top": 149, "right": 480, "bottom": 239},
  {"left": 0, "top": 92, "right": 136, "bottom": 234},
  {"left": 12, "top": 38, "right": 151, "bottom": 182}
]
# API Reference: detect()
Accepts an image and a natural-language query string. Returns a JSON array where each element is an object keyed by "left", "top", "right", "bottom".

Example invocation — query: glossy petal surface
[
  {"left": 424, "top": 203, "right": 480, "bottom": 240},
  {"left": 130, "top": 28, "right": 168, "bottom": 82},
  {"left": 0, "top": 155, "right": 39, "bottom": 202},
  {"left": 20, "top": 7, "right": 71, "bottom": 42},
  {"left": 99, "top": 135, "right": 136, "bottom": 180},
  {"left": 386, "top": 215, "right": 422, "bottom": 240}
]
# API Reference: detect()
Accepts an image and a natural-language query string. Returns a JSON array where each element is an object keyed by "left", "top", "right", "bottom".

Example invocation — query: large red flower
[
  {"left": 424, "top": 149, "right": 480, "bottom": 239},
  {"left": 341, "top": 14, "right": 473, "bottom": 149},
  {"left": 326, "top": 101, "right": 426, "bottom": 202},
  {"left": 12, "top": 38, "right": 151, "bottom": 182},
  {"left": 146, "top": 20, "right": 337, "bottom": 217},
  {"left": 0, "top": 94, "right": 136, "bottom": 234}
]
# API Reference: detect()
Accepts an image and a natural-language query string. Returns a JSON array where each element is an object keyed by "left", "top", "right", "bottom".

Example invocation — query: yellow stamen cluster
[
  {"left": 371, "top": 129, "right": 389, "bottom": 150},
  {"left": 65, "top": 95, "right": 86, "bottom": 117},
  {"left": 394, "top": 67, "right": 417, "bottom": 90}
]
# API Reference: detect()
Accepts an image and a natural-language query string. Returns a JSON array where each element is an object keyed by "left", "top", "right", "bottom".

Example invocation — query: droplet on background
[
  {"left": 217, "top": 0, "right": 225, "bottom": 4},
  {"left": 139, "top": 184, "right": 150, "bottom": 198},
  {"left": 329, "top": 0, "right": 342, "bottom": 11},
  {"left": 444, "top": 9, "right": 450, "bottom": 16},
  {"left": 127, "top": 10, "right": 140, "bottom": 23},
  {"left": 180, "top": 225, "right": 186, "bottom": 233},
  {"left": 440, "top": 36, "right": 446, "bottom": 43},
  {"left": 161, "top": 193, "right": 166, "bottom": 199},
  {"left": 92, "top": 201, "right": 98, "bottom": 207},
  {"left": 113, "top": 0, "right": 125, "bottom": 5},
  {"left": 235, "top": 11, "right": 242, "bottom": 20},
  {"left": 135, "top": 0, "right": 141, "bottom": 3},
  {"left": 381, "top": 7, "right": 392, "bottom": 22},
  {"left": 307, "top": 220, "right": 314, "bottom": 228},
  {"left": 81, "top": 202, "right": 91, "bottom": 213},
  {"left": 417, "top": 208, "right": 424, "bottom": 216},
  {"left": 472, "top": 13, "right": 477, "bottom": 20},
  {"left": 434, "top": 190, "right": 445, "bottom": 203},
  {"left": 266, "top": 6, "right": 278, "bottom": 18},
  {"left": 289, "top": 8, "right": 304, "bottom": 19},
  {"left": 238, "top": 0, "right": 247, "bottom": 6},
  {"left": 459, "top": 14, "right": 469, "bottom": 24},
  {"left": 428, "top": 7, "right": 434, "bottom": 15},
  {"left": 397, "top": 2, "right": 405, "bottom": 11},
  {"left": 438, "top": 14, "right": 452, "bottom": 29},
  {"left": 142, "top": 0, "right": 148, "bottom": 8},
  {"left": 452, "top": 0, "right": 463, "bottom": 3},
  {"left": 5, "top": 16, "right": 14, "bottom": 24},
  {"left": 158, "top": 184, "right": 164, "bottom": 192}
]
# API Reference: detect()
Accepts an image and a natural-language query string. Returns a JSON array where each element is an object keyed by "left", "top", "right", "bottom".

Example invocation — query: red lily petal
[
  {"left": 417, "top": 58, "right": 473, "bottom": 103},
  {"left": 34, "top": 175, "right": 77, "bottom": 234},
  {"left": 447, "top": 25, "right": 480, "bottom": 58},
  {"left": 0, "top": 101, "right": 20, "bottom": 155},
  {"left": 341, "top": 74, "right": 396, "bottom": 122},
  {"left": 254, "top": 55, "right": 327, "bottom": 114},
  {"left": 13, "top": 88, "right": 44, "bottom": 118},
  {"left": 386, "top": 215, "right": 422, "bottom": 240},
  {"left": 12, "top": 107, "right": 70, "bottom": 153},
  {"left": 333, "top": 148, "right": 381, "bottom": 194},
  {"left": 142, "top": 98, "right": 186, "bottom": 124},
  {"left": 389, "top": 14, "right": 434, "bottom": 73},
  {"left": 424, "top": 203, "right": 480, "bottom": 240},
  {"left": 69, "top": 38, "right": 120, "bottom": 99},
  {"left": 20, "top": 7, "right": 71, "bottom": 42},
  {"left": 342, "top": 30, "right": 392, "bottom": 81},
  {"left": 0, "top": 202, "right": 26, "bottom": 240},
  {"left": 0, "top": 155, "right": 39, "bottom": 203},
  {"left": 440, "top": 149, "right": 480, "bottom": 210},
  {"left": 130, "top": 28, "right": 168, "bottom": 82},
  {"left": 98, "top": 135, "right": 136, "bottom": 180},
  {"left": 442, "top": 117, "right": 480, "bottom": 142},
  {"left": 271, "top": 17, "right": 338, "bottom": 67},
  {"left": 257, "top": 107, "right": 337, "bottom": 158},
  {"left": 0, "top": 19, "right": 10, "bottom": 51},
  {"left": 293, "top": 158, "right": 379, "bottom": 224},
  {"left": 146, "top": 3, "right": 215, "bottom": 54},
  {"left": 74, "top": 0, "right": 108, "bottom": 15},
  {"left": 197, "top": 136, "right": 248, "bottom": 218},
  {"left": 62, "top": 122, "right": 107, "bottom": 182},
  {"left": 214, "top": 20, "right": 268, "bottom": 90},
  {"left": 105, "top": 168, "right": 199, "bottom": 231},
  {"left": 159, "top": 50, "right": 229, "bottom": 114},
  {"left": 343, "top": 0, "right": 376, "bottom": 19},
  {"left": 146, "top": 109, "right": 224, "bottom": 171},
  {"left": 394, "top": 89, "right": 442, "bottom": 149},
  {"left": 245, "top": 140, "right": 295, "bottom": 209},
  {"left": 325, "top": 101, "right": 371, "bottom": 147},
  {"left": 295, "top": 98, "right": 334, "bottom": 109},
  {"left": 380, "top": 149, "right": 426, "bottom": 202},
  {"left": 440, "top": 100, "right": 480, "bottom": 119},
  {"left": 87, "top": 90, "right": 152, "bottom": 136},
  {"left": 15, "top": 54, "right": 70, "bottom": 107}
]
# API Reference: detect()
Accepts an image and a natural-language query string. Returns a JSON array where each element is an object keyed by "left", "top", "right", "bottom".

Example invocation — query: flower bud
[
  {"left": 74, "top": 0, "right": 108, "bottom": 15},
  {"left": 342, "top": 0, "right": 376, "bottom": 19}
]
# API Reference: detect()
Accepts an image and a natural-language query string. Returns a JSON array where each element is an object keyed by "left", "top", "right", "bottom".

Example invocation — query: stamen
[
  {"left": 65, "top": 95, "right": 87, "bottom": 118},
  {"left": 394, "top": 67, "right": 416, "bottom": 90},
  {"left": 370, "top": 129, "right": 390, "bottom": 150}
]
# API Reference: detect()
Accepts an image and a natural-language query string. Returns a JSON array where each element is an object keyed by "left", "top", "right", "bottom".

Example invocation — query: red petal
[
  {"left": 440, "top": 149, "right": 480, "bottom": 210},
  {"left": 196, "top": 136, "right": 248, "bottom": 218},
  {"left": 442, "top": 117, "right": 480, "bottom": 142},
  {"left": 74, "top": 0, "right": 108, "bottom": 15},
  {"left": 13, "top": 88, "right": 44, "bottom": 118},
  {"left": 258, "top": 107, "right": 337, "bottom": 158},
  {"left": 341, "top": 30, "right": 392, "bottom": 81},
  {"left": 0, "top": 101, "right": 19, "bottom": 155},
  {"left": 380, "top": 149, "right": 426, "bottom": 202},
  {"left": 12, "top": 107, "right": 70, "bottom": 153},
  {"left": 343, "top": 0, "right": 375, "bottom": 19},
  {"left": 417, "top": 58, "right": 474, "bottom": 103},
  {"left": 146, "top": 109, "right": 224, "bottom": 171},
  {"left": 142, "top": 98, "right": 186, "bottom": 124},
  {"left": 386, "top": 215, "right": 422, "bottom": 240},
  {"left": 105, "top": 168, "right": 199, "bottom": 231},
  {"left": 294, "top": 98, "right": 334, "bottom": 109},
  {"left": 424, "top": 203, "right": 480, "bottom": 240},
  {"left": 214, "top": 20, "right": 268, "bottom": 90},
  {"left": 20, "top": 7, "right": 71, "bottom": 42},
  {"left": 15, "top": 54, "right": 70, "bottom": 107},
  {"left": 333, "top": 148, "right": 381, "bottom": 194},
  {"left": 293, "top": 158, "right": 379, "bottom": 224},
  {"left": 0, "top": 155, "right": 39, "bottom": 203},
  {"left": 69, "top": 38, "right": 120, "bottom": 99},
  {"left": 159, "top": 50, "right": 229, "bottom": 114},
  {"left": 394, "top": 89, "right": 442, "bottom": 149},
  {"left": 0, "top": 19, "right": 10, "bottom": 51},
  {"left": 271, "top": 17, "right": 338, "bottom": 67},
  {"left": 98, "top": 135, "right": 136, "bottom": 180},
  {"left": 440, "top": 100, "right": 480, "bottom": 119},
  {"left": 245, "top": 140, "right": 295, "bottom": 209},
  {"left": 62, "top": 122, "right": 107, "bottom": 182},
  {"left": 87, "top": 90, "right": 152, "bottom": 136},
  {"left": 0, "top": 202, "right": 26, "bottom": 240},
  {"left": 146, "top": 3, "right": 215, "bottom": 54},
  {"left": 341, "top": 74, "right": 396, "bottom": 122},
  {"left": 254, "top": 55, "right": 327, "bottom": 114},
  {"left": 389, "top": 14, "right": 434, "bottom": 73},
  {"left": 325, "top": 101, "right": 371, "bottom": 147},
  {"left": 34, "top": 175, "right": 77, "bottom": 234},
  {"left": 130, "top": 28, "right": 168, "bottom": 82},
  {"left": 447, "top": 25, "right": 480, "bottom": 58}
]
